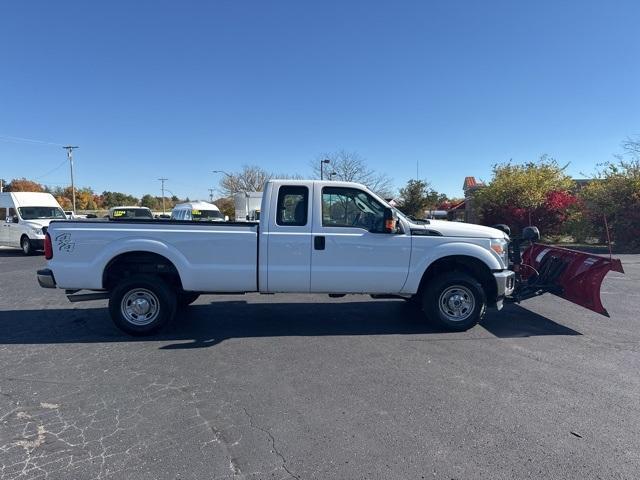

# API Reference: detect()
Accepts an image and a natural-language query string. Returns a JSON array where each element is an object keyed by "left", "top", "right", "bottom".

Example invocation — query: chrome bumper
[
  {"left": 37, "top": 268, "right": 57, "bottom": 289},
  {"left": 493, "top": 270, "right": 515, "bottom": 301}
]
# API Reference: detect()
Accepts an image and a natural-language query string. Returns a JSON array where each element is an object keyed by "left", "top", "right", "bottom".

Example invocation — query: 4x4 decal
[{"left": 55, "top": 233, "right": 75, "bottom": 253}]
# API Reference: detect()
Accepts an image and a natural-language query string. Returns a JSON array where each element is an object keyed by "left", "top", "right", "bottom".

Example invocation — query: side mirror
[
  {"left": 12, "top": 216, "right": 19, "bottom": 224},
  {"left": 224, "top": 215, "right": 229, "bottom": 222},
  {"left": 383, "top": 207, "right": 397, "bottom": 233},
  {"left": 522, "top": 226, "right": 540, "bottom": 243}
]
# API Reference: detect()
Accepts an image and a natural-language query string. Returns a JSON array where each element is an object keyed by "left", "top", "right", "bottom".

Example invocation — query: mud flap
[{"left": 519, "top": 244, "right": 624, "bottom": 316}]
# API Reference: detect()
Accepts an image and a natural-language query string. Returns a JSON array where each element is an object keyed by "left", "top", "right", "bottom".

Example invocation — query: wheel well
[
  {"left": 418, "top": 255, "right": 498, "bottom": 306},
  {"left": 102, "top": 251, "right": 182, "bottom": 291}
]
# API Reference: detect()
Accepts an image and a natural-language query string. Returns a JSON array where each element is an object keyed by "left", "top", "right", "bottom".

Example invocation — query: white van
[
  {"left": 171, "top": 200, "right": 226, "bottom": 222},
  {"left": 0, "top": 192, "right": 66, "bottom": 254}
]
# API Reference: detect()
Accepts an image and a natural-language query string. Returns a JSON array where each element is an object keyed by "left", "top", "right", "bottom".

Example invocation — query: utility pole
[
  {"left": 158, "top": 178, "right": 168, "bottom": 214},
  {"left": 0, "top": 179, "right": 3, "bottom": 192},
  {"left": 63, "top": 146, "right": 79, "bottom": 212},
  {"left": 208, "top": 188, "right": 215, "bottom": 203}
]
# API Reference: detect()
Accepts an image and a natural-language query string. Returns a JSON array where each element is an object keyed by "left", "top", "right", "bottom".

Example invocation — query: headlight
[
  {"left": 31, "top": 227, "right": 43, "bottom": 235},
  {"left": 490, "top": 238, "right": 509, "bottom": 266}
]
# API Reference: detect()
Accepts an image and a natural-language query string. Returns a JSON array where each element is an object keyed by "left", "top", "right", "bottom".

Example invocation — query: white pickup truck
[{"left": 37, "top": 180, "right": 623, "bottom": 335}]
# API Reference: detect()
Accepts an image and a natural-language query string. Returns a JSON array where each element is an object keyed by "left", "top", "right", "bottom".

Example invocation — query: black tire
[
  {"left": 21, "top": 236, "right": 33, "bottom": 256},
  {"left": 422, "top": 271, "right": 486, "bottom": 331},
  {"left": 177, "top": 292, "right": 200, "bottom": 307},
  {"left": 108, "top": 275, "right": 177, "bottom": 336}
]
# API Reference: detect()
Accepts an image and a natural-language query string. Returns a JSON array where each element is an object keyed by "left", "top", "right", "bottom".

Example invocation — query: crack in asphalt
[{"left": 241, "top": 407, "right": 300, "bottom": 480}]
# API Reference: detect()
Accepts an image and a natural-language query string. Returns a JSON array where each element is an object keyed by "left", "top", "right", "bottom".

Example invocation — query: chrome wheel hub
[
  {"left": 438, "top": 286, "right": 475, "bottom": 322},
  {"left": 121, "top": 288, "right": 159, "bottom": 326}
]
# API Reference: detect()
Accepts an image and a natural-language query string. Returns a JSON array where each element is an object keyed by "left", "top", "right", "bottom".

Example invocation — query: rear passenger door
[{"left": 266, "top": 184, "right": 313, "bottom": 292}]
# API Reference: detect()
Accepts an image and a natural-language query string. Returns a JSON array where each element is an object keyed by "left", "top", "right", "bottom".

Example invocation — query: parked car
[
  {"left": 65, "top": 211, "right": 87, "bottom": 220},
  {"left": 37, "top": 179, "right": 623, "bottom": 336},
  {"left": 107, "top": 206, "right": 153, "bottom": 220},
  {"left": 0, "top": 192, "right": 66, "bottom": 254},
  {"left": 171, "top": 201, "right": 226, "bottom": 221}
]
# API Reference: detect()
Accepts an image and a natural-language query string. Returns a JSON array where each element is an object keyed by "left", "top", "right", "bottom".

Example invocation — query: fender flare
[
  {"left": 402, "top": 241, "right": 502, "bottom": 294},
  {"left": 96, "top": 238, "right": 190, "bottom": 289}
]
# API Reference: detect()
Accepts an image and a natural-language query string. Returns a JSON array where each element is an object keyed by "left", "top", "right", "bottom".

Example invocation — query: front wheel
[
  {"left": 422, "top": 272, "right": 486, "bottom": 331},
  {"left": 21, "top": 236, "right": 33, "bottom": 255},
  {"left": 108, "top": 275, "right": 177, "bottom": 336}
]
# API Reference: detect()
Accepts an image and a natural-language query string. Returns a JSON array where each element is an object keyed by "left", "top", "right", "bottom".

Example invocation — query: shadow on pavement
[
  {"left": 0, "top": 248, "right": 40, "bottom": 257},
  {"left": 0, "top": 299, "right": 580, "bottom": 348}
]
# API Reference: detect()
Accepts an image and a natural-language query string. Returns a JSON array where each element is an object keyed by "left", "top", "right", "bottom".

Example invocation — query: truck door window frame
[
  {"left": 276, "top": 186, "right": 309, "bottom": 226},
  {"left": 321, "top": 187, "right": 387, "bottom": 233}
]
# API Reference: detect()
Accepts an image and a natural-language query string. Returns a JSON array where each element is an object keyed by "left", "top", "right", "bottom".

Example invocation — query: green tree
[
  {"left": 140, "top": 194, "right": 158, "bottom": 209},
  {"left": 213, "top": 197, "right": 235, "bottom": 219},
  {"left": 580, "top": 144, "right": 640, "bottom": 251},
  {"left": 474, "top": 156, "right": 575, "bottom": 233},
  {"left": 397, "top": 179, "right": 446, "bottom": 218},
  {"left": 100, "top": 191, "right": 140, "bottom": 208}
]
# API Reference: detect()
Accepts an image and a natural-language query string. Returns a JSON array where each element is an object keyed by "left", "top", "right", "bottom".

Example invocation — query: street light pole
[
  {"left": 63, "top": 146, "right": 79, "bottom": 213},
  {"left": 320, "top": 159, "right": 330, "bottom": 180}
]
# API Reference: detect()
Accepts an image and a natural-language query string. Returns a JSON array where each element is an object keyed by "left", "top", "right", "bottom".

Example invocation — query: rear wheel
[
  {"left": 21, "top": 236, "right": 33, "bottom": 255},
  {"left": 422, "top": 272, "right": 486, "bottom": 331},
  {"left": 108, "top": 275, "right": 177, "bottom": 336}
]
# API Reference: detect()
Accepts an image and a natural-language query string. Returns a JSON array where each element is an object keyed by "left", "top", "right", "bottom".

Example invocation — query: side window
[
  {"left": 322, "top": 187, "right": 386, "bottom": 232},
  {"left": 276, "top": 186, "right": 308, "bottom": 226}
]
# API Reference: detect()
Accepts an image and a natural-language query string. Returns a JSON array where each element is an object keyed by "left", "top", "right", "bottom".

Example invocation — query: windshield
[
  {"left": 191, "top": 209, "right": 224, "bottom": 221},
  {"left": 111, "top": 208, "right": 153, "bottom": 219},
  {"left": 18, "top": 207, "right": 66, "bottom": 220}
]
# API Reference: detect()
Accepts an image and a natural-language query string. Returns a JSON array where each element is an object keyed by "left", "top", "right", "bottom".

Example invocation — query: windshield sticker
[
  {"left": 55, "top": 233, "right": 75, "bottom": 253},
  {"left": 113, "top": 210, "right": 126, "bottom": 217},
  {"left": 191, "top": 210, "right": 201, "bottom": 216}
]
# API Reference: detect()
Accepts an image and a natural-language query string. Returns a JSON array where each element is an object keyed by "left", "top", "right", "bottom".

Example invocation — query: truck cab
[{"left": 0, "top": 192, "right": 67, "bottom": 254}]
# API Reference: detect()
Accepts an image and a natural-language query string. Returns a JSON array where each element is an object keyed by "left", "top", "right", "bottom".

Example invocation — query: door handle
[{"left": 314, "top": 236, "right": 325, "bottom": 250}]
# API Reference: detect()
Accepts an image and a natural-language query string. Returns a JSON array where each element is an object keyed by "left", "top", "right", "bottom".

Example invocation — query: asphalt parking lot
[{"left": 0, "top": 249, "right": 638, "bottom": 480}]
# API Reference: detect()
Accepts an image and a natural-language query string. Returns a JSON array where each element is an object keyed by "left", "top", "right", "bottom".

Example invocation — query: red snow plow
[{"left": 503, "top": 226, "right": 625, "bottom": 316}]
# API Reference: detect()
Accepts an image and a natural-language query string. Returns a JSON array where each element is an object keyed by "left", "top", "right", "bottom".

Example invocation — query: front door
[{"left": 310, "top": 186, "right": 411, "bottom": 293}]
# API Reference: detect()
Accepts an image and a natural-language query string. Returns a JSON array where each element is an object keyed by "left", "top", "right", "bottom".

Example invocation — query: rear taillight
[{"left": 44, "top": 233, "right": 53, "bottom": 260}]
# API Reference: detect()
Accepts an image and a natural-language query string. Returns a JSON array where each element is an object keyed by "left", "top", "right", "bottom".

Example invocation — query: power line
[
  {"left": 0, "top": 135, "right": 64, "bottom": 147},
  {"left": 34, "top": 159, "right": 68, "bottom": 181}
]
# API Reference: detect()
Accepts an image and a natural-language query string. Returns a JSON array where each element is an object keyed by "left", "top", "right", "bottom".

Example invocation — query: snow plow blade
[{"left": 520, "top": 244, "right": 624, "bottom": 316}]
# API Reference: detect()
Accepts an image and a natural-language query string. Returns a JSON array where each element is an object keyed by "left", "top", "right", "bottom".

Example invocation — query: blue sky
[{"left": 1, "top": 0, "right": 639, "bottom": 199}]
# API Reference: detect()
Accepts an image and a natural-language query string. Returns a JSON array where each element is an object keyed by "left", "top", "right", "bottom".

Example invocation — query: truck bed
[{"left": 46, "top": 219, "right": 260, "bottom": 292}]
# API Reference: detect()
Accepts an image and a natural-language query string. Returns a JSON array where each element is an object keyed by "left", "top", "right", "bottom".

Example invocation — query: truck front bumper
[
  {"left": 493, "top": 270, "right": 515, "bottom": 310},
  {"left": 37, "top": 268, "right": 57, "bottom": 289}
]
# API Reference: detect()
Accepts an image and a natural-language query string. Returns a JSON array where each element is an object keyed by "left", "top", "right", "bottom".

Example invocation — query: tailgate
[{"left": 521, "top": 244, "right": 624, "bottom": 316}]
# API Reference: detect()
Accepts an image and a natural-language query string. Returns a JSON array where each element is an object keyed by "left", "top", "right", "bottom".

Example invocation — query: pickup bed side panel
[
  {"left": 47, "top": 222, "right": 258, "bottom": 292},
  {"left": 401, "top": 238, "right": 503, "bottom": 294}
]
